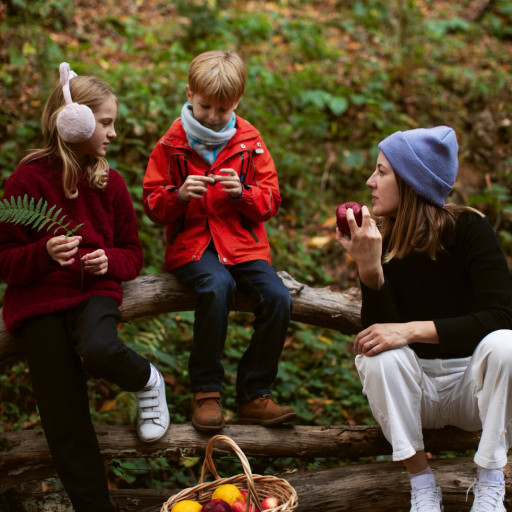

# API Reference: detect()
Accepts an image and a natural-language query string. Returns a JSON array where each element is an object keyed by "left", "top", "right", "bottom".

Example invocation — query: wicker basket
[{"left": 160, "top": 434, "right": 298, "bottom": 512}]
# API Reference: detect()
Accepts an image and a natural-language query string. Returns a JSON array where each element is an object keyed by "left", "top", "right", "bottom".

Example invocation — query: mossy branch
[{"left": 0, "top": 195, "right": 84, "bottom": 237}]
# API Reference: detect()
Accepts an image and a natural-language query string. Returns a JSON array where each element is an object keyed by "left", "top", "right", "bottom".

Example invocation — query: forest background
[{"left": 1, "top": 0, "right": 512, "bottom": 496}]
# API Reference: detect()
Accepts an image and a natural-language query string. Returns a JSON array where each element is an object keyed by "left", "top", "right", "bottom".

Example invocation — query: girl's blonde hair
[
  {"left": 188, "top": 50, "right": 247, "bottom": 104},
  {"left": 381, "top": 172, "right": 482, "bottom": 262},
  {"left": 19, "top": 75, "right": 118, "bottom": 199}
]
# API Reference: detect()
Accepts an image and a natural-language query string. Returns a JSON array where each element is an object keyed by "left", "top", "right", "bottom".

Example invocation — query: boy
[{"left": 143, "top": 50, "right": 296, "bottom": 432}]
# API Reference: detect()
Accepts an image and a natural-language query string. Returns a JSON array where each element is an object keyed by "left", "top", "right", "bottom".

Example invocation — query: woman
[{"left": 337, "top": 126, "right": 512, "bottom": 512}]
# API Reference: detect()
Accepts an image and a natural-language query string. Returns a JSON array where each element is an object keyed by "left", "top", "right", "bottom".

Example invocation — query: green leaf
[{"left": 0, "top": 194, "right": 84, "bottom": 237}]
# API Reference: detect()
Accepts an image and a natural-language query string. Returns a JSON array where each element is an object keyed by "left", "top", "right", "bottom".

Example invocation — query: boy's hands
[
  {"left": 215, "top": 168, "right": 242, "bottom": 198},
  {"left": 178, "top": 169, "right": 242, "bottom": 201},
  {"left": 179, "top": 175, "right": 215, "bottom": 202}
]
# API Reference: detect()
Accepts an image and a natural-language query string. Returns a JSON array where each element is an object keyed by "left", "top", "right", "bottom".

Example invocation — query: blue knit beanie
[{"left": 377, "top": 126, "right": 458, "bottom": 207}]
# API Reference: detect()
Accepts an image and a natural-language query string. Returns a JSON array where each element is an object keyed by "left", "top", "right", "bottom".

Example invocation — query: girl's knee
[{"left": 77, "top": 338, "right": 119, "bottom": 373}]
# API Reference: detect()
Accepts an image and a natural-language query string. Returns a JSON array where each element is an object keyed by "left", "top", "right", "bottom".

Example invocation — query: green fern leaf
[
  {"left": 38, "top": 197, "right": 47, "bottom": 215},
  {"left": 0, "top": 194, "right": 84, "bottom": 237}
]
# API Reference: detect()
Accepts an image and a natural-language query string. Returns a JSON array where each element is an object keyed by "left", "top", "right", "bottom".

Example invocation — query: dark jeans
[
  {"left": 20, "top": 296, "right": 150, "bottom": 512},
  {"left": 173, "top": 245, "right": 292, "bottom": 402}
]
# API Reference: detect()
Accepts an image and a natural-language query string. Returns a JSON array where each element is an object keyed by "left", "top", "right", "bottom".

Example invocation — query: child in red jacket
[
  {"left": 0, "top": 63, "right": 169, "bottom": 512},
  {"left": 143, "top": 50, "right": 296, "bottom": 432}
]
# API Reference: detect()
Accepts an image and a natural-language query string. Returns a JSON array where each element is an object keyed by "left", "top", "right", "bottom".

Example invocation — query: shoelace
[
  {"left": 411, "top": 486, "right": 442, "bottom": 512},
  {"left": 138, "top": 388, "right": 161, "bottom": 421},
  {"left": 466, "top": 479, "right": 505, "bottom": 511}
]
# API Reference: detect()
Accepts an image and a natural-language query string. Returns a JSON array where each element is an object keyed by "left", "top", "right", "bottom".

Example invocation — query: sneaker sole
[
  {"left": 238, "top": 411, "right": 297, "bottom": 426},
  {"left": 191, "top": 418, "right": 225, "bottom": 432},
  {"left": 138, "top": 420, "right": 170, "bottom": 444}
]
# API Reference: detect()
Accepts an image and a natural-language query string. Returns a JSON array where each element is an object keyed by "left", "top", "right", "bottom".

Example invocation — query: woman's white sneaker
[
  {"left": 136, "top": 366, "right": 170, "bottom": 443},
  {"left": 468, "top": 479, "right": 506, "bottom": 512},
  {"left": 410, "top": 485, "right": 444, "bottom": 512}
]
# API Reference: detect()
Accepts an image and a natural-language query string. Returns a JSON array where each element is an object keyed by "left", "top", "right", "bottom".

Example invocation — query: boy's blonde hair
[
  {"left": 19, "top": 75, "right": 118, "bottom": 199},
  {"left": 188, "top": 50, "right": 247, "bottom": 104}
]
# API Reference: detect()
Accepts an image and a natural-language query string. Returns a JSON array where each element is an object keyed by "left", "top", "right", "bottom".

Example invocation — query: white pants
[{"left": 355, "top": 329, "right": 512, "bottom": 469}]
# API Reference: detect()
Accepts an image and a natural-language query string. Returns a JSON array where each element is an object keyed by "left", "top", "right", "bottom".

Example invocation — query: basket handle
[{"left": 199, "top": 435, "right": 262, "bottom": 510}]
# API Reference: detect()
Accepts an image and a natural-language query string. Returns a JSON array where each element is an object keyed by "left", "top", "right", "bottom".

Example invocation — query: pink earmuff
[{"left": 56, "top": 62, "right": 96, "bottom": 143}]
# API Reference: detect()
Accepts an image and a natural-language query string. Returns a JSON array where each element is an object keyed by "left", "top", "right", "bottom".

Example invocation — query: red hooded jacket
[{"left": 143, "top": 115, "right": 281, "bottom": 271}]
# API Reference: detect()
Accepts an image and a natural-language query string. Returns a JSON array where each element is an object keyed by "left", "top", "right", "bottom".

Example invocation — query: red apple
[
  {"left": 336, "top": 201, "right": 363, "bottom": 236},
  {"left": 261, "top": 496, "right": 280, "bottom": 510},
  {"left": 231, "top": 500, "right": 256, "bottom": 512},
  {"left": 201, "top": 499, "right": 232, "bottom": 512}
]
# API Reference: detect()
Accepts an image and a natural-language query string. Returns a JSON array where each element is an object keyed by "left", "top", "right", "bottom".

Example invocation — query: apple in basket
[
  {"left": 261, "top": 496, "right": 280, "bottom": 510},
  {"left": 231, "top": 500, "right": 257, "bottom": 512},
  {"left": 336, "top": 201, "right": 363, "bottom": 236},
  {"left": 200, "top": 499, "right": 232, "bottom": 512}
]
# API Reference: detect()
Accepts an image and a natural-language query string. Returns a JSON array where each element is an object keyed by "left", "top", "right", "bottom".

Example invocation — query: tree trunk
[
  {"left": 0, "top": 423, "right": 481, "bottom": 490},
  {"left": 0, "top": 271, "right": 362, "bottom": 361},
  {"left": 2, "top": 457, "right": 512, "bottom": 512}
]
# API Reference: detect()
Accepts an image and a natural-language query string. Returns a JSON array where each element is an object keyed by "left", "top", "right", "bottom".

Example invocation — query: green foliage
[
  {"left": 0, "top": 195, "right": 83, "bottom": 236},
  {"left": 0, "top": 362, "right": 38, "bottom": 432}
]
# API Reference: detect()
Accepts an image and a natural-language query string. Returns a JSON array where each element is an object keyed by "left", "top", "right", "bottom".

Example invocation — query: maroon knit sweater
[{"left": 0, "top": 156, "right": 143, "bottom": 334}]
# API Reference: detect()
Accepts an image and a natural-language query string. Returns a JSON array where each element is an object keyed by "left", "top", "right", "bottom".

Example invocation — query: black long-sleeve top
[{"left": 361, "top": 210, "right": 512, "bottom": 359}]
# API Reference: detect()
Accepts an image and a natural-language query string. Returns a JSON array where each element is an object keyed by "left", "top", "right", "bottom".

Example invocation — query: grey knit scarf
[{"left": 180, "top": 102, "right": 237, "bottom": 164}]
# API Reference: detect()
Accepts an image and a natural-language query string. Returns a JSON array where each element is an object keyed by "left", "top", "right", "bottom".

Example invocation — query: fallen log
[
  {"left": 0, "top": 423, "right": 482, "bottom": 490},
  {"left": 2, "top": 457, "right": 512, "bottom": 512},
  {"left": 0, "top": 271, "right": 362, "bottom": 361}
]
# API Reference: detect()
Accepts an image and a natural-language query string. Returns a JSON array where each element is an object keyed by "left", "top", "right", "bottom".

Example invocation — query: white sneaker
[
  {"left": 468, "top": 479, "right": 506, "bottom": 512},
  {"left": 410, "top": 485, "right": 444, "bottom": 512},
  {"left": 136, "top": 366, "right": 169, "bottom": 443}
]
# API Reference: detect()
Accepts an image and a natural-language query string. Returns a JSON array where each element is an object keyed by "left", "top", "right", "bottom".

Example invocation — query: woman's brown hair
[{"left": 381, "top": 173, "right": 482, "bottom": 262}]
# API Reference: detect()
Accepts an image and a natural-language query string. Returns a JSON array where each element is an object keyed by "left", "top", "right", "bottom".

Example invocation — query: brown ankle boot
[
  {"left": 237, "top": 394, "right": 297, "bottom": 426},
  {"left": 192, "top": 391, "right": 224, "bottom": 432}
]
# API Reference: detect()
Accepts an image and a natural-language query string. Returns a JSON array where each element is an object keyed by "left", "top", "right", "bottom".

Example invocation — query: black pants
[
  {"left": 173, "top": 246, "right": 292, "bottom": 402},
  {"left": 20, "top": 296, "right": 150, "bottom": 512}
]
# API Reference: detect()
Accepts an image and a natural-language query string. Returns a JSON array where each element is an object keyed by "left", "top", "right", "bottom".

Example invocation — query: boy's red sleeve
[{"left": 142, "top": 138, "right": 188, "bottom": 225}]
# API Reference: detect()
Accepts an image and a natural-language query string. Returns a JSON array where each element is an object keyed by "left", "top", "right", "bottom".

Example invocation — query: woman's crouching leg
[{"left": 355, "top": 347, "right": 431, "bottom": 461}]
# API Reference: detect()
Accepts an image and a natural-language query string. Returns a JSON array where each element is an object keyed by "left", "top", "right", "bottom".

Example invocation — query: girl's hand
[
  {"left": 46, "top": 235, "right": 81, "bottom": 266},
  {"left": 336, "top": 205, "right": 384, "bottom": 289},
  {"left": 215, "top": 168, "right": 242, "bottom": 198},
  {"left": 179, "top": 175, "right": 215, "bottom": 202},
  {"left": 82, "top": 249, "right": 108, "bottom": 275}
]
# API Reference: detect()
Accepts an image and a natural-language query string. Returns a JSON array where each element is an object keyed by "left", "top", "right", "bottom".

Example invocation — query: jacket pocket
[
  {"left": 240, "top": 214, "right": 259, "bottom": 243},
  {"left": 168, "top": 213, "right": 186, "bottom": 245}
]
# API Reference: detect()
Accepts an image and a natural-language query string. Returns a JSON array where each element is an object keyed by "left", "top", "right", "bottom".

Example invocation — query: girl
[
  {"left": 337, "top": 126, "right": 512, "bottom": 512},
  {"left": 0, "top": 63, "right": 169, "bottom": 512}
]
